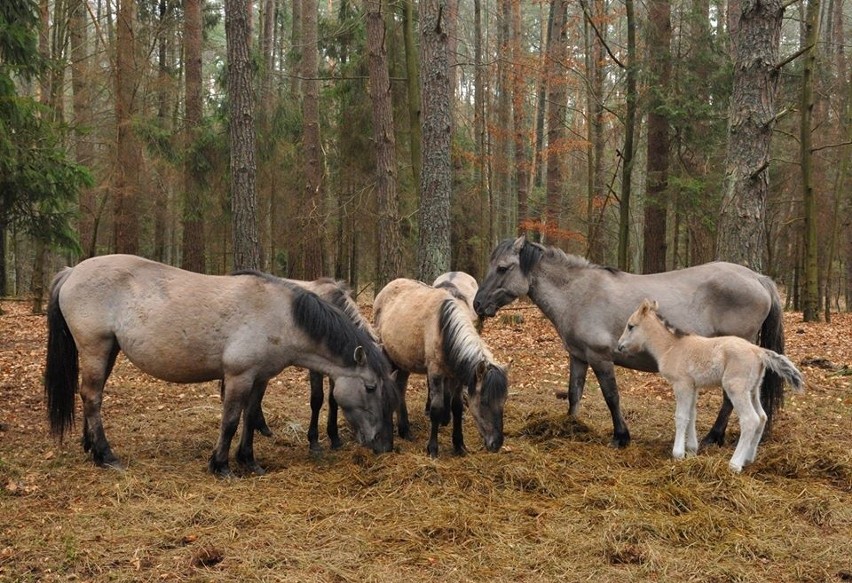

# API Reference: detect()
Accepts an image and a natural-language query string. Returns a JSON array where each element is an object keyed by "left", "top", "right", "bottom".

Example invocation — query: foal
[{"left": 616, "top": 299, "right": 804, "bottom": 472}]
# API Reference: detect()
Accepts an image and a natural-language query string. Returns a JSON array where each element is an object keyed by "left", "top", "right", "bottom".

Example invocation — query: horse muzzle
[{"left": 484, "top": 434, "right": 504, "bottom": 453}]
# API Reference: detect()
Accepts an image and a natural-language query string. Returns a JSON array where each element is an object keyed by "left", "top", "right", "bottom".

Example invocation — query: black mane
[{"left": 493, "top": 238, "right": 620, "bottom": 276}]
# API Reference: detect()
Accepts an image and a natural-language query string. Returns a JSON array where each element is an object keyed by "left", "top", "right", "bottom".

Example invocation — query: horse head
[
  {"left": 616, "top": 298, "right": 658, "bottom": 354},
  {"left": 466, "top": 361, "right": 508, "bottom": 452},
  {"left": 474, "top": 236, "right": 536, "bottom": 318},
  {"left": 331, "top": 345, "right": 398, "bottom": 454}
]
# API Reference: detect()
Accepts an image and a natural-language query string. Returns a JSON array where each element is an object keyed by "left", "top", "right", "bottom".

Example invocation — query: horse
[
  {"left": 433, "top": 271, "right": 479, "bottom": 318},
  {"left": 473, "top": 236, "right": 786, "bottom": 448},
  {"left": 373, "top": 278, "right": 508, "bottom": 457},
  {"left": 616, "top": 299, "right": 804, "bottom": 472},
  {"left": 243, "top": 277, "right": 382, "bottom": 453},
  {"left": 44, "top": 255, "right": 398, "bottom": 477}
]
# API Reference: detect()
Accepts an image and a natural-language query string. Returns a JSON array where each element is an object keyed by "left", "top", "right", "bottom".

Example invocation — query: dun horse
[
  {"left": 474, "top": 236, "right": 786, "bottom": 448},
  {"left": 374, "top": 278, "right": 508, "bottom": 457},
  {"left": 44, "top": 255, "right": 398, "bottom": 477},
  {"left": 617, "top": 299, "right": 804, "bottom": 472}
]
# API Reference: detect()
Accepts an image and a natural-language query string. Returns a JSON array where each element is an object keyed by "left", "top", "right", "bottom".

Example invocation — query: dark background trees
[{"left": 1, "top": 0, "right": 849, "bottom": 318}]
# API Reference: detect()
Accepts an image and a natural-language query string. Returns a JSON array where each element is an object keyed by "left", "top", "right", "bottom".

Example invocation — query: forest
[{"left": 1, "top": 0, "right": 850, "bottom": 315}]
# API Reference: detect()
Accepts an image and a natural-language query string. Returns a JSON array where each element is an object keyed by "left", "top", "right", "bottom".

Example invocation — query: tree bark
[
  {"left": 225, "top": 0, "right": 261, "bottom": 271},
  {"left": 512, "top": 0, "right": 529, "bottom": 235},
  {"left": 402, "top": 0, "right": 422, "bottom": 194},
  {"left": 366, "top": 0, "right": 402, "bottom": 290},
  {"left": 716, "top": 0, "right": 782, "bottom": 272},
  {"left": 182, "top": 0, "right": 207, "bottom": 272},
  {"left": 417, "top": 0, "right": 452, "bottom": 282}
]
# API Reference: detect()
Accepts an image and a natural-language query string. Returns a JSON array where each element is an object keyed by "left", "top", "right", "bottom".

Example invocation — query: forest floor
[{"left": 0, "top": 298, "right": 850, "bottom": 582}]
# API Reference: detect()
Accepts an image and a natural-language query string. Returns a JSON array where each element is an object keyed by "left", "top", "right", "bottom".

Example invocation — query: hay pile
[{"left": 0, "top": 301, "right": 850, "bottom": 582}]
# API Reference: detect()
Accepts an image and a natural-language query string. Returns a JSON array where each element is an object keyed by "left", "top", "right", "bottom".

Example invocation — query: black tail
[
  {"left": 44, "top": 268, "right": 78, "bottom": 440},
  {"left": 757, "top": 277, "right": 785, "bottom": 430}
]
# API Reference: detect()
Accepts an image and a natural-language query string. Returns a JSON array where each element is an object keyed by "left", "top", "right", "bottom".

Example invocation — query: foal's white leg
[
  {"left": 726, "top": 381, "right": 760, "bottom": 473},
  {"left": 685, "top": 388, "right": 699, "bottom": 456},
  {"left": 746, "top": 382, "right": 768, "bottom": 464},
  {"left": 671, "top": 383, "right": 693, "bottom": 460}
]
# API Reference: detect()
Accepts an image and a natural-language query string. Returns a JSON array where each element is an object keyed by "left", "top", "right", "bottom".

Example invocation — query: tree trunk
[
  {"left": 716, "top": 0, "right": 782, "bottom": 272},
  {"left": 417, "top": 0, "right": 452, "bottom": 282},
  {"left": 474, "top": 0, "right": 488, "bottom": 262},
  {"left": 495, "top": 0, "right": 512, "bottom": 238},
  {"left": 182, "top": 0, "right": 207, "bottom": 272},
  {"left": 800, "top": 0, "right": 820, "bottom": 321},
  {"left": 289, "top": 0, "right": 302, "bottom": 99},
  {"left": 70, "top": 0, "right": 96, "bottom": 258},
  {"left": 402, "top": 0, "right": 422, "bottom": 193},
  {"left": 512, "top": 0, "right": 529, "bottom": 235},
  {"left": 543, "top": 0, "right": 567, "bottom": 246},
  {"left": 114, "top": 0, "right": 141, "bottom": 254},
  {"left": 366, "top": 0, "right": 402, "bottom": 290},
  {"left": 617, "top": 0, "right": 636, "bottom": 271},
  {"left": 300, "top": 0, "right": 324, "bottom": 278},
  {"left": 642, "top": 0, "right": 671, "bottom": 274},
  {"left": 586, "top": 0, "right": 607, "bottom": 263},
  {"left": 225, "top": 0, "right": 261, "bottom": 271}
]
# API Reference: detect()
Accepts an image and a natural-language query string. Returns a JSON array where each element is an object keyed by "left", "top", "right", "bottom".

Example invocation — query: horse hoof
[
  {"left": 427, "top": 445, "right": 439, "bottom": 458},
  {"left": 453, "top": 447, "right": 468, "bottom": 457},
  {"left": 257, "top": 426, "right": 273, "bottom": 438},
  {"left": 248, "top": 464, "right": 266, "bottom": 476},
  {"left": 610, "top": 435, "right": 631, "bottom": 449},
  {"left": 309, "top": 444, "right": 324, "bottom": 456},
  {"left": 728, "top": 462, "right": 743, "bottom": 473},
  {"left": 700, "top": 433, "right": 725, "bottom": 448},
  {"left": 329, "top": 439, "right": 344, "bottom": 450}
]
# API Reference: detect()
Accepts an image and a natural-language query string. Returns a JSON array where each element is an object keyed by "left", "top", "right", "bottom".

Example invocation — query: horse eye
[
  {"left": 365, "top": 384, "right": 377, "bottom": 393},
  {"left": 497, "top": 265, "right": 509, "bottom": 274},
  {"left": 627, "top": 324, "right": 635, "bottom": 331}
]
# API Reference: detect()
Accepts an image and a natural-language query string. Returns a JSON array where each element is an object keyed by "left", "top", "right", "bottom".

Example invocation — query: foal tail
[
  {"left": 757, "top": 276, "right": 786, "bottom": 428},
  {"left": 44, "top": 267, "right": 78, "bottom": 440},
  {"left": 761, "top": 349, "right": 805, "bottom": 394}
]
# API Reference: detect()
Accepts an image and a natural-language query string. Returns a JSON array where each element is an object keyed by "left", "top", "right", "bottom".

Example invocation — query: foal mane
[{"left": 438, "top": 298, "right": 508, "bottom": 404}]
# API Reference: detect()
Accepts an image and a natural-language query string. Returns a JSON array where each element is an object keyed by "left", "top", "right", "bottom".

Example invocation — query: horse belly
[{"left": 117, "top": 330, "right": 224, "bottom": 384}]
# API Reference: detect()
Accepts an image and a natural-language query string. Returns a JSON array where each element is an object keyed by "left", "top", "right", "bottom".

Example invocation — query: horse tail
[
  {"left": 44, "top": 267, "right": 78, "bottom": 440},
  {"left": 761, "top": 349, "right": 805, "bottom": 394},
  {"left": 757, "top": 276, "right": 786, "bottom": 428}
]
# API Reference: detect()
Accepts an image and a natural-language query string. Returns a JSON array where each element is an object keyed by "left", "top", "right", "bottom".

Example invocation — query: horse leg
[
  {"left": 591, "top": 362, "right": 631, "bottom": 447},
  {"left": 568, "top": 356, "right": 589, "bottom": 419},
  {"left": 78, "top": 342, "right": 121, "bottom": 468},
  {"left": 395, "top": 369, "right": 412, "bottom": 440},
  {"left": 685, "top": 387, "right": 699, "bottom": 456},
  {"left": 253, "top": 381, "right": 273, "bottom": 437},
  {"left": 726, "top": 381, "right": 760, "bottom": 473},
  {"left": 671, "top": 383, "right": 693, "bottom": 460},
  {"left": 308, "top": 371, "right": 324, "bottom": 453},
  {"left": 701, "top": 391, "right": 733, "bottom": 448},
  {"left": 450, "top": 383, "right": 467, "bottom": 456},
  {"left": 327, "top": 379, "right": 342, "bottom": 449},
  {"left": 426, "top": 375, "right": 447, "bottom": 458},
  {"left": 236, "top": 379, "right": 268, "bottom": 475},
  {"left": 209, "top": 374, "right": 251, "bottom": 477},
  {"left": 747, "top": 383, "right": 768, "bottom": 464}
]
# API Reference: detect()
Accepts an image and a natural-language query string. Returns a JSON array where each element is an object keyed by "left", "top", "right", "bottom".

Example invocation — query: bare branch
[{"left": 578, "top": 0, "right": 626, "bottom": 69}]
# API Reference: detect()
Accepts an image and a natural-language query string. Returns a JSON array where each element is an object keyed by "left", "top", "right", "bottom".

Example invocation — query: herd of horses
[{"left": 43, "top": 236, "right": 804, "bottom": 477}]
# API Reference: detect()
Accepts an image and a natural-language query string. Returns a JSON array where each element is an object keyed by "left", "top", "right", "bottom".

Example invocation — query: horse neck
[
  {"left": 526, "top": 255, "right": 579, "bottom": 323},
  {"left": 291, "top": 349, "right": 354, "bottom": 380},
  {"left": 639, "top": 315, "right": 679, "bottom": 360}
]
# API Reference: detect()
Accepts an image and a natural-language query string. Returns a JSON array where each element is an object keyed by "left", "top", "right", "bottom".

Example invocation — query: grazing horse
[
  {"left": 433, "top": 271, "right": 479, "bottom": 318},
  {"left": 474, "top": 236, "right": 786, "bottom": 448},
  {"left": 44, "top": 255, "right": 398, "bottom": 477},
  {"left": 374, "top": 278, "right": 508, "bottom": 457},
  {"left": 617, "top": 299, "right": 804, "bottom": 472},
  {"left": 245, "top": 277, "right": 382, "bottom": 453}
]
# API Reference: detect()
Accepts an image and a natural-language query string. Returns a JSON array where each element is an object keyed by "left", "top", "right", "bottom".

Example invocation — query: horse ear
[
  {"left": 353, "top": 345, "right": 366, "bottom": 365},
  {"left": 512, "top": 235, "right": 526, "bottom": 253},
  {"left": 476, "top": 360, "right": 487, "bottom": 381}
]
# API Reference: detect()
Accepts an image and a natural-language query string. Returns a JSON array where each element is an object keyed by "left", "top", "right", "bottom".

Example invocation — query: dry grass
[{"left": 1, "top": 300, "right": 850, "bottom": 582}]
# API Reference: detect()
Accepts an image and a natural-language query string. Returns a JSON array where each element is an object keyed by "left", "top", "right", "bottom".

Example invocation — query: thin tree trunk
[
  {"left": 617, "top": 0, "right": 636, "bottom": 270},
  {"left": 226, "top": 0, "right": 261, "bottom": 270},
  {"left": 182, "top": 0, "right": 207, "bottom": 272},
  {"left": 403, "top": 0, "right": 422, "bottom": 192},
  {"left": 512, "top": 0, "right": 529, "bottom": 235},
  {"left": 474, "top": 0, "right": 488, "bottom": 262},
  {"left": 366, "top": 0, "right": 402, "bottom": 290},
  {"left": 417, "top": 0, "right": 452, "bottom": 282},
  {"left": 289, "top": 0, "right": 302, "bottom": 99},
  {"left": 496, "top": 0, "right": 512, "bottom": 238},
  {"left": 301, "top": 0, "right": 323, "bottom": 278},
  {"left": 543, "top": 0, "right": 567, "bottom": 246},
  {"left": 643, "top": 0, "right": 671, "bottom": 274},
  {"left": 800, "top": 0, "right": 821, "bottom": 321},
  {"left": 586, "top": 0, "right": 607, "bottom": 263}
]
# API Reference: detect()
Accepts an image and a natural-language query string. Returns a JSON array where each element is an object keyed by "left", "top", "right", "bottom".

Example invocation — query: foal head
[{"left": 616, "top": 298, "right": 659, "bottom": 354}]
